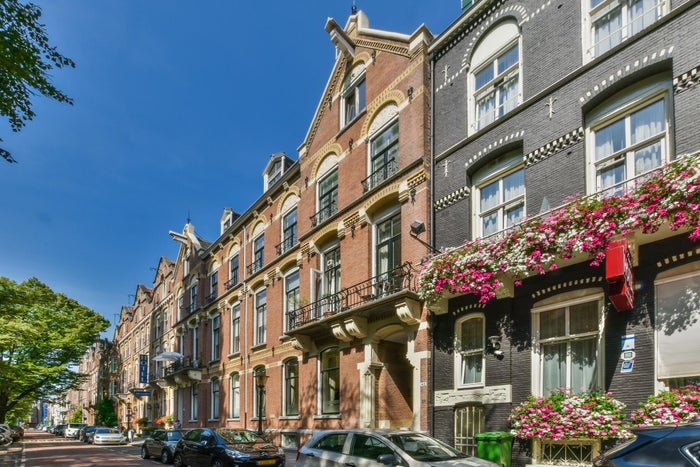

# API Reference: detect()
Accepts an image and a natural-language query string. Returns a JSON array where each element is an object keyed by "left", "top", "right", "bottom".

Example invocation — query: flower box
[{"left": 529, "top": 438, "right": 601, "bottom": 466}]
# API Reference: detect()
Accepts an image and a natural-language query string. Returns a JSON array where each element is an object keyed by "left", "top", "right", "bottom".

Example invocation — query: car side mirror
[{"left": 377, "top": 453, "right": 402, "bottom": 466}]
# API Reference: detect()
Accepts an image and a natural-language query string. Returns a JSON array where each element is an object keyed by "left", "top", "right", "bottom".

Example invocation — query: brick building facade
[{"left": 428, "top": 0, "right": 700, "bottom": 465}]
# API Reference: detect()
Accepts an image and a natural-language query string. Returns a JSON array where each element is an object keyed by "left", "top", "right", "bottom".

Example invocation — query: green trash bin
[{"left": 474, "top": 431, "right": 513, "bottom": 467}]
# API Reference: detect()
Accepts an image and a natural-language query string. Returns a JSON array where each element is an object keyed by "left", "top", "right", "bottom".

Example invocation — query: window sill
[
  {"left": 227, "top": 352, "right": 241, "bottom": 360},
  {"left": 207, "top": 418, "right": 220, "bottom": 422},
  {"left": 279, "top": 416, "right": 300, "bottom": 420},
  {"left": 250, "top": 343, "right": 267, "bottom": 352},
  {"left": 314, "top": 414, "right": 341, "bottom": 420},
  {"left": 226, "top": 417, "right": 241, "bottom": 422}
]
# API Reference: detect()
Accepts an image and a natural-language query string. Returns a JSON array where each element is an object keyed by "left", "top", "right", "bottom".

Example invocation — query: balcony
[
  {"left": 185, "top": 302, "right": 198, "bottom": 314},
  {"left": 148, "top": 370, "right": 169, "bottom": 389},
  {"left": 162, "top": 356, "right": 202, "bottom": 387},
  {"left": 275, "top": 234, "right": 297, "bottom": 256},
  {"left": 361, "top": 159, "right": 398, "bottom": 193},
  {"left": 285, "top": 263, "right": 419, "bottom": 341},
  {"left": 247, "top": 258, "right": 264, "bottom": 275},
  {"left": 310, "top": 204, "right": 338, "bottom": 227},
  {"left": 225, "top": 275, "right": 239, "bottom": 290},
  {"left": 204, "top": 290, "right": 218, "bottom": 306}
]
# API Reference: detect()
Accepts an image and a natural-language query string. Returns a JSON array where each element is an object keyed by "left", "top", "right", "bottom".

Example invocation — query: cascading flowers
[
  {"left": 509, "top": 389, "right": 632, "bottom": 440},
  {"left": 629, "top": 385, "right": 700, "bottom": 426},
  {"left": 419, "top": 153, "right": 700, "bottom": 305}
]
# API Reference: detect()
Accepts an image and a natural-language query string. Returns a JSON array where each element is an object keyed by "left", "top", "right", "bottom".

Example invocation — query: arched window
[
  {"left": 469, "top": 20, "right": 521, "bottom": 132},
  {"left": 341, "top": 62, "right": 366, "bottom": 127}
]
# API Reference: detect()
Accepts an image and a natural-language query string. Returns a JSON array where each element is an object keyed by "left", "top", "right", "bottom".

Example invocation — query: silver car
[
  {"left": 92, "top": 427, "right": 127, "bottom": 445},
  {"left": 295, "top": 429, "right": 499, "bottom": 466}
]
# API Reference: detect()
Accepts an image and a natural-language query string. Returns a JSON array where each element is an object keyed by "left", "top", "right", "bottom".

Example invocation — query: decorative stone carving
[
  {"left": 344, "top": 317, "right": 368, "bottom": 339},
  {"left": 395, "top": 298, "right": 422, "bottom": 325}
]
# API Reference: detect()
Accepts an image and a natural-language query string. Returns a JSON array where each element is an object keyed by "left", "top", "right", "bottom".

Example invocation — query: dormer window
[{"left": 263, "top": 152, "right": 293, "bottom": 191}]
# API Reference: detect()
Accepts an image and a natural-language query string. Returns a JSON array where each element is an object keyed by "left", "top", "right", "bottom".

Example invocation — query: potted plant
[{"left": 630, "top": 384, "right": 700, "bottom": 426}]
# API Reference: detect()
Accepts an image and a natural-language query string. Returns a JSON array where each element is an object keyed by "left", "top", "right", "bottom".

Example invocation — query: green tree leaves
[
  {"left": 0, "top": 0, "right": 75, "bottom": 163},
  {"left": 0, "top": 277, "right": 110, "bottom": 422}
]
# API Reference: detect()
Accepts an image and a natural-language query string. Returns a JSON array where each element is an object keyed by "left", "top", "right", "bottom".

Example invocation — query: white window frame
[
  {"left": 319, "top": 347, "right": 340, "bottom": 415},
  {"left": 367, "top": 119, "right": 399, "bottom": 191},
  {"left": 230, "top": 302, "right": 241, "bottom": 355},
  {"left": 455, "top": 314, "right": 485, "bottom": 388},
  {"left": 531, "top": 292, "right": 605, "bottom": 397},
  {"left": 283, "top": 358, "right": 300, "bottom": 417},
  {"left": 211, "top": 313, "right": 221, "bottom": 361},
  {"left": 585, "top": 74, "right": 672, "bottom": 195},
  {"left": 654, "top": 266, "right": 700, "bottom": 392},
  {"left": 210, "top": 377, "right": 220, "bottom": 420},
  {"left": 284, "top": 269, "right": 300, "bottom": 332},
  {"left": 472, "top": 152, "right": 525, "bottom": 239},
  {"left": 229, "top": 373, "right": 240, "bottom": 419},
  {"left": 469, "top": 20, "right": 522, "bottom": 134},
  {"left": 583, "top": 0, "right": 667, "bottom": 61},
  {"left": 190, "top": 383, "right": 199, "bottom": 421},
  {"left": 340, "top": 63, "right": 366, "bottom": 128},
  {"left": 192, "top": 324, "right": 199, "bottom": 362},
  {"left": 254, "top": 288, "right": 267, "bottom": 346},
  {"left": 281, "top": 208, "right": 298, "bottom": 255}
]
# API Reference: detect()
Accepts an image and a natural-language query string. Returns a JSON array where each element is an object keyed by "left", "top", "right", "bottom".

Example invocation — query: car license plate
[{"left": 257, "top": 460, "right": 276, "bottom": 466}]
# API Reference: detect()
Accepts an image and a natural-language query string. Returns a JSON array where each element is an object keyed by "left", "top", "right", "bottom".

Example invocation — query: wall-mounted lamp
[
  {"left": 410, "top": 221, "right": 439, "bottom": 254},
  {"left": 409, "top": 187, "right": 416, "bottom": 203},
  {"left": 407, "top": 86, "right": 414, "bottom": 102},
  {"left": 488, "top": 335, "right": 504, "bottom": 358},
  {"left": 371, "top": 49, "right": 376, "bottom": 63},
  {"left": 304, "top": 176, "right": 309, "bottom": 188},
  {"left": 348, "top": 138, "right": 354, "bottom": 151},
  {"left": 350, "top": 223, "right": 356, "bottom": 238}
]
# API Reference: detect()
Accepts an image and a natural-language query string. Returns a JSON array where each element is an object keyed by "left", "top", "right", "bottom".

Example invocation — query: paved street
[
  {"left": 0, "top": 428, "right": 152, "bottom": 467},
  {"left": 0, "top": 428, "right": 297, "bottom": 466}
]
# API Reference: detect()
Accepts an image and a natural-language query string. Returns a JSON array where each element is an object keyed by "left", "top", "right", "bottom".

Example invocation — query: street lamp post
[{"left": 254, "top": 368, "right": 268, "bottom": 435}]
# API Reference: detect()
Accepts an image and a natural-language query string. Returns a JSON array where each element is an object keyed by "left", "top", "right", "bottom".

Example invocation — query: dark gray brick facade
[{"left": 429, "top": 0, "right": 700, "bottom": 465}]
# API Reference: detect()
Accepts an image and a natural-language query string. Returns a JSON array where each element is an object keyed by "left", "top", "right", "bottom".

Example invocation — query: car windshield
[
  {"left": 96, "top": 428, "right": 118, "bottom": 434},
  {"left": 217, "top": 429, "right": 266, "bottom": 445},
  {"left": 386, "top": 433, "right": 468, "bottom": 462},
  {"left": 166, "top": 431, "right": 183, "bottom": 442}
]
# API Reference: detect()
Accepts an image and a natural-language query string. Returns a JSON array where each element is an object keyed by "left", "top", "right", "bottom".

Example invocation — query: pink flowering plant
[
  {"left": 509, "top": 389, "right": 632, "bottom": 440},
  {"left": 629, "top": 385, "right": 700, "bottom": 426},
  {"left": 419, "top": 153, "right": 700, "bottom": 305}
]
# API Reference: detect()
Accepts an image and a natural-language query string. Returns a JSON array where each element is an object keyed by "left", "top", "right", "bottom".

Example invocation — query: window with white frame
[
  {"left": 655, "top": 267, "right": 700, "bottom": 390},
  {"left": 473, "top": 152, "right": 525, "bottom": 238},
  {"left": 368, "top": 120, "right": 399, "bottom": 191},
  {"left": 586, "top": 0, "right": 666, "bottom": 59},
  {"left": 267, "top": 158, "right": 283, "bottom": 189},
  {"left": 228, "top": 253, "right": 239, "bottom": 288},
  {"left": 211, "top": 313, "right": 221, "bottom": 361},
  {"left": 284, "top": 359, "right": 299, "bottom": 417},
  {"left": 318, "top": 244, "right": 341, "bottom": 317},
  {"left": 208, "top": 266, "right": 218, "bottom": 302},
  {"left": 470, "top": 19, "right": 521, "bottom": 132},
  {"left": 192, "top": 325, "right": 199, "bottom": 362},
  {"left": 285, "top": 269, "right": 300, "bottom": 332},
  {"left": 210, "top": 377, "right": 220, "bottom": 420},
  {"left": 191, "top": 383, "right": 199, "bottom": 420},
  {"left": 320, "top": 347, "right": 340, "bottom": 415},
  {"left": 341, "top": 63, "right": 366, "bottom": 127},
  {"left": 456, "top": 315, "right": 485, "bottom": 387},
  {"left": 177, "top": 290, "right": 184, "bottom": 320},
  {"left": 230, "top": 302, "right": 240, "bottom": 354},
  {"left": 586, "top": 74, "right": 671, "bottom": 195},
  {"left": 230, "top": 373, "right": 240, "bottom": 418},
  {"left": 317, "top": 169, "right": 339, "bottom": 225},
  {"left": 532, "top": 294, "right": 604, "bottom": 396},
  {"left": 281, "top": 208, "right": 297, "bottom": 255},
  {"left": 254, "top": 366, "right": 266, "bottom": 419},
  {"left": 155, "top": 314, "right": 161, "bottom": 338},
  {"left": 255, "top": 289, "right": 267, "bottom": 345},
  {"left": 188, "top": 279, "right": 198, "bottom": 314},
  {"left": 252, "top": 234, "right": 265, "bottom": 273}
]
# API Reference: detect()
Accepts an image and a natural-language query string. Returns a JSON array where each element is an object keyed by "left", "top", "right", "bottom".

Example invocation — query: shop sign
[{"left": 606, "top": 240, "right": 634, "bottom": 311}]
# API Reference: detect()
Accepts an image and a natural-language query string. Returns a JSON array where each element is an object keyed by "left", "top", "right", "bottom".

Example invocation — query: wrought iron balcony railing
[
  {"left": 247, "top": 258, "right": 264, "bottom": 275},
  {"left": 275, "top": 234, "right": 297, "bottom": 255},
  {"left": 286, "top": 262, "right": 414, "bottom": 331},
  {"left": 163, "top": 356, "right": 201, "bottom": 377},
  {"left": 205, "top": 290, "right": 218, "bottom": 305},
  {"left": 310, "top": 204, "right": 338, "bottom": 227},
  {"left": 361, "top": 159, "right": 398, "bottom": 193},
  {"left": 225, "top": 275, "right": 239, "bottom": 290}
]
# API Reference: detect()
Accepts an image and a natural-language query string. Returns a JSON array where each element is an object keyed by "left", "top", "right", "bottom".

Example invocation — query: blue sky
[{"left": 0, "top": 1, "right": 458, "bottom": 337}]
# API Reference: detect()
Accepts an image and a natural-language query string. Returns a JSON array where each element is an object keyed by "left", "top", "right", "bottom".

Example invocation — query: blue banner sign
[{"left": 139, "top": 354, "right": 148, "bottom": 384}]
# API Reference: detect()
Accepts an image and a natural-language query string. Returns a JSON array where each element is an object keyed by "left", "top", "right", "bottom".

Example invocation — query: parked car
[
  {"left": 10, "top": 425, "right": 24, "bottom": 438},
  {"left": 53, "top": 423, "right": 67, "bottom": 437},
  {"left": 79, "top": 425, "right": 96, "bottom": 442},
  {"left": 593, "top": 418, "right": 700, "bottom": 466},
  {"left": 65, "top": 422, "right": 86, "bottom": 439},
  {"left": 0, "top": 424, "right": 14, "bottom": 443},
  {"left": 295, "top": 429, "right": 500, "bottom": 467},
  {"left": 85, "top": 425, "right": 103, "bottom": 444},
  {"left": 141, "top": 429, "right": 187, "bottom": 464},
  {"left": 173, "top": 428, "right": 285, "bottom": 467},
  {"left": 92, "top": 427, "right": 127, "bottom": 445}
]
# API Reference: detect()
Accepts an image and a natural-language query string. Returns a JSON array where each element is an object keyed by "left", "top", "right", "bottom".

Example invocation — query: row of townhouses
[{"left": 70, "top": 1, "right": 700, "bottom": 465}]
